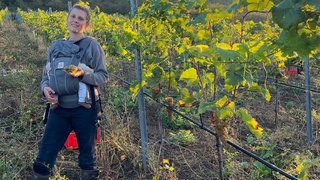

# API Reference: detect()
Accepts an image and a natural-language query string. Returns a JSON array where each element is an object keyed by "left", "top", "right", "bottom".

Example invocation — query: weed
[
  {"left": 167, "top": 130, "right": 196, "bottom": 146},
  {"left": 162, "top": 110, "right": 194, "bottom": 130},
  {"left": 295, "top": 151, "right": 320, "bottom": 180},
  {"left": 106, "top": 84, "right": 137, "bottom": 113},
  {"left": 246, "top": 135, "right": 295, "bottom": 179},
  {"left": 285, "top": 101, "right": 294, "bottom": 110},
  {"left": 153, "top": 158, "right": 177, "bottom": 180}
]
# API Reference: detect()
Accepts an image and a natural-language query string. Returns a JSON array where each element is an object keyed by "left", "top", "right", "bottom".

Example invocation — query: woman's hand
[{"left": 43, "top": 87, "right": 58, "bottom": 104}]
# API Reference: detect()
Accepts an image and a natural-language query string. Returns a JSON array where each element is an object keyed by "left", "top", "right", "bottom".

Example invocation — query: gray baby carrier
[{"left": 47, "top": 37, "right": 91, "bottom": 96}]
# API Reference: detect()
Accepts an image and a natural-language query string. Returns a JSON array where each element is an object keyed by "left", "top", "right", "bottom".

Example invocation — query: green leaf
[
  {"left": 198, "top": 96, "right": 231, "bottom": 114},
  {"left": 164, "top": 71, "right": 178, "bottom": 90},
  {"left": 228, "top": 0, "right": 247, "bottom": 13},
  {"left": 278, "top": 30, "right": 314, "bottom": 57},
  {"left": 189, "top": 12, "right": 207, "bottom": 25},
  {"left": 217, "top": 102, "right": 235, "bottom": 120},
  {"left": 271, "top": 0, "right": 306, "bottom": 30},
  {"left": 178, "top": 88, "right": 198, "bottom": 104},
  {"left": 198, "top": 101, "right": 216, "bottom": 114},
  {"left": 225, "top": 71, "right": 244, "bottom": 86},
  {"left": 152, "top": 66, "right": 164, "bottom": 77},
  {"left": 216, "top": 47, "right": 242, "bottom": 62},
  {"left": 234, "top": 43, "right": 249, "bottom": 59},
  {"left": 201, "top": 72, "right": 214, "bottom": 90},
  {"left": 247, "top": 82, "right": 261, "bottom": 92},
  {"left": 180, "top": 88, "right": 191, "bottom": 99},
  {"left": 147, "top": 66, "right": 165, "bottom": 86},
  {"left": 179, "top": 96, "right": 197, "bottom": 105}
]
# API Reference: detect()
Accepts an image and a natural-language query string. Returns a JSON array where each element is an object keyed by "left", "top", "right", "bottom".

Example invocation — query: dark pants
[{"left": 33, "top": 106, "right": 97, "bottom": 175}]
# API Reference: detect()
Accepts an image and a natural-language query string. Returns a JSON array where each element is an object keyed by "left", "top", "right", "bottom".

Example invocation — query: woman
[{"left": 32, "top": 4, "right": 108, "bottom": 180}]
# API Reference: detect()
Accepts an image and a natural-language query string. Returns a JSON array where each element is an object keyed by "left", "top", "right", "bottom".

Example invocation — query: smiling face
[{"left": 67, "top": 8, "right": 88, "bottom": 35}]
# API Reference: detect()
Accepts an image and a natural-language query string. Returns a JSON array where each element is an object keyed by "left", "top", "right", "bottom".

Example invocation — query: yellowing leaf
[
  {"left": 196, "top": 44, "right": 209, "bottom": 52},
  {"left": 236, "top": 108, "right": 263, "bottom": 138},
  {"left": 169, "top": 166, "right": 175, "bottom": 171},
  {"left": 197, "top": 30, "right": 206, "bottom": 40},
  {"left": 224, "top": 84, "right": 234, "bottom": 92},
  {"left": 247, "top": 0, "right": 274, "bottom": 11},
  {"left": 296, "top": 163, "right": 304, "bottom": 173},
  {"left": 216, "top": 43, "right": 232, "bottom": 50},
  {"left": 263, "top": 89, "right": 271, "bottom": 102},
  {"left": 205, "top": 12, "right": 233, "bottom": 23},
  {"left": 163, "top": 159, "right": 169, "bottom": 164},
  {"left": 277, "top": 61, "right": 285, "bottom": 69},
  {"left": 215, "top": 96, "right": 228, "bottom": 107},
  {"left": 239, "top": 7, "right": 245, "bottom": 13},
  {"left": 274, "top": 51, "right": 289, "bottom": 61},
  {"left": 249, "top": 41, "right": 265, "bottom": 54},
  {"left": 247, "top": 118, "right": 263, "bottom": 138},
  {"left": 226, "top": 101, "right": 235, "bottom": 110},
  {"left": 129, "top": 80, "right": 147, "bottom": 99},
  {"left": 219, "top": 110, "right": 232, "bottom": 120},
  {"left": 179, "top": 68, "right": 198, "bottom": 85}
]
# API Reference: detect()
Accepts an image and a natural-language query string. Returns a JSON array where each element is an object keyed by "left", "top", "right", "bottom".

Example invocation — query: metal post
[
  {"left": 275, "top": 78, "right": 278, "bottom": 128},
  {"left": 304, "top": 56, "right": 312, "bottom": 145},
  {"left": 68, "top": 1, "right": 72, "bottom": 12},
  {"left": 130, "top": 0, "right": 148, "bottom": 172},
  {"left": 48, "top": 7, "right": 52, "bottom": 15}
]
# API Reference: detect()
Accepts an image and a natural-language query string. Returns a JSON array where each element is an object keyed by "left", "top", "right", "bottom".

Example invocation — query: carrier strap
[{"left": 71, "top": 37, "right": 92, "bottom": 66}]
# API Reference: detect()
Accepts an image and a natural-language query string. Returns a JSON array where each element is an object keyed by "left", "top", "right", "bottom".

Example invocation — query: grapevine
[
  {"left": 0, "top": 8, "right": 8, "bottom": 23},
  {"left": 16, "top": 0, "right": 320, "bottom": 142}
]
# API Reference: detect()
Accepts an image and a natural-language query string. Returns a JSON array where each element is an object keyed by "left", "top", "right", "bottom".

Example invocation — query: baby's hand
[
  {"left": 64, "top": 65, "right": 84, "bottom": 77},
  {"left": 78, "top": 63, "right": 93, "bottom": 73}
]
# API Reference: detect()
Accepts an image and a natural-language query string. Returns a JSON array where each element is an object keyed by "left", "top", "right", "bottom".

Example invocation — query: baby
[{"left": 50, "top": 63, "right": 93, "bottom": 109}]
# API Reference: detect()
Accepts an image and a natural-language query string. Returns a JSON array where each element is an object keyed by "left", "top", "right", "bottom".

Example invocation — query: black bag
[{"left": 89, "top": 85, "right": 103, "bottom": 122}]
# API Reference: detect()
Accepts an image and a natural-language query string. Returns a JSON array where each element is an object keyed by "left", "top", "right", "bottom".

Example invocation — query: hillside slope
[{"left": 0, "top": 21, "right": 320, "bottom": 180}]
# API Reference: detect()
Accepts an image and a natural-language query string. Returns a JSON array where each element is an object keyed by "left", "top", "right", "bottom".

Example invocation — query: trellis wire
[{"left": 111, "top": 74, "right": 298, "bottom": 180}]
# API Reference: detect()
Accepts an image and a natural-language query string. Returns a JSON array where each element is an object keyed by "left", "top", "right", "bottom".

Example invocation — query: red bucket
[{"left": 64, "top": 127, "right": 101, "bottom": 150}]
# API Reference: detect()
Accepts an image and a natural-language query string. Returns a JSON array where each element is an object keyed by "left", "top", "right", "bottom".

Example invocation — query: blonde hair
[{"left": 68, "top": 4, "right": 91, "bottom": 26}]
